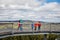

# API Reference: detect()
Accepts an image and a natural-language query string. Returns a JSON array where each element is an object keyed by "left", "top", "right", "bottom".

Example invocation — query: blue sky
[
  {"left": 0, "top": 0, "right": 60, "bottom": 23},
  {"left": 46, "top": 0, "right": 60, "bottom": 3}
]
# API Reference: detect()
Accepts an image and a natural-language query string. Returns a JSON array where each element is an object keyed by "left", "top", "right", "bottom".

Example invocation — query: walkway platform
[{"left": 0, "top": 31, "right": 60, "bottom": 38}]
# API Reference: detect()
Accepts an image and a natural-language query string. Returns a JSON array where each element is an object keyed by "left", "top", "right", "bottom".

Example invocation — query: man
[{"left": 38, "top": 21, "right": 41, "bottom": 30}]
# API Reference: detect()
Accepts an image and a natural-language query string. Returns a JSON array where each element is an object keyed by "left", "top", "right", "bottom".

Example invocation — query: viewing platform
[{"left": 0, "top": 20, "right": 60, "bottom": 38}]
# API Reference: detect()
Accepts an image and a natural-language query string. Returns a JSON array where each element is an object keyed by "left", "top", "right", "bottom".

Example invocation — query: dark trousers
[
  {"left": 38, "top": 26, "right": 40, "bottom": 30},
  {"left": 34, "top": 27, "right": 36, "bottom": 30},
  {"left": 35, "top": 26, "right": 40, "bottom": 30}
]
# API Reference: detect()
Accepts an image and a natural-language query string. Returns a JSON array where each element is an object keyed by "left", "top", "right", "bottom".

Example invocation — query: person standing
[
  {"left": 18, "top": 21, "right": 22, "bottom": 31},
  {"left": 18, "top": 21, "right": 20, "bottom": 30},
  {"left": 31, "top": 22, "right": 34, "bottom": 31},
  {"left": 34, "top": 21, "right": 41, "bottom": 31},
  {"left": 38, "top": 21, "right": 41, "bottom": 30},
  {"left": 34, "top": 22, "right": 38, "bottom": 30}
]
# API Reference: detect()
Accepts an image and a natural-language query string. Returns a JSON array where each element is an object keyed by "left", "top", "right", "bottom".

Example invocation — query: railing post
[
  {"left": 49, "top": 23, "right": 51, "bottom": 40},
  {"left": 44, "top": 34, "right": 47, "bottom": 40},
  {"left": 12, "top": 23, "right": 14, "bottom": 35}
]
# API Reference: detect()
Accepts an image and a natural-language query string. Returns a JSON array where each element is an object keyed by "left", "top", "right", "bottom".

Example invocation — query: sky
[
  {"left": 46, "top": 0, "right": 60, "bottom": 3},
  {"left": 0, "top": 0, "right": 60, "bottom": 23}
]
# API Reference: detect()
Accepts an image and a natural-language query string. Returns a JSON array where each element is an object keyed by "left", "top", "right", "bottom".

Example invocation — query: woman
[
  {"left": 34, "top": 22, "right": 38, "bottom": 30},
  {"left": 18, "top": 21, "right": 22, "bottom": 31},
  {"left": 34, "top": 21, "right": 41, "bottom": 31}
]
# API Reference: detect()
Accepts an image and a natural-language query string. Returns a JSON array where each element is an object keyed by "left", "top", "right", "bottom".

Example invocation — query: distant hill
[{"left": 0, "top": 20, "right": 60, "bottom": 24}]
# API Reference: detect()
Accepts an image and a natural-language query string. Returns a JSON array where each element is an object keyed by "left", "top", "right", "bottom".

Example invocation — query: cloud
[
  {"left": 0, "top": 0, "right": 60, "bottom": 23},
  {"left": 33, "top": 2, "right": 59, "bottom": 11},
  {"left": 0, "top": 0, "right": 45, "bottom": 9}
]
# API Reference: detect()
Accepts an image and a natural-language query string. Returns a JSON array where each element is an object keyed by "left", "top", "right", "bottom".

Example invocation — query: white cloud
[
  {"left": 0, "top": 0, "right": 60, "bottom": 23},
  {"left": 33, "top": 2, "right": 59, "bottom": 11},
  {"left": 0, "top": 0, "right": 45, "bottom": 10},
  {"left": 44, "top": 13, "right": 60, "bottom": 18}
]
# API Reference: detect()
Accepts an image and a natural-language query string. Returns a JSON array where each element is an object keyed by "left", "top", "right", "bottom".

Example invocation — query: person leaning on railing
[{"left": 34, "top": 21, "right": 41, "bottom": 31}]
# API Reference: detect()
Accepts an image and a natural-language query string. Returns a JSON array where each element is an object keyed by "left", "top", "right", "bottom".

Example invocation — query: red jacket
[
  {"left": 38, "top": 23, "right": 41, "bottom": 27},
  {"left": 34, "top": 23, "right": 38, "bottom": 27},
  {"left": 34, "top": 23, "right": 41, "bottom": 27}
]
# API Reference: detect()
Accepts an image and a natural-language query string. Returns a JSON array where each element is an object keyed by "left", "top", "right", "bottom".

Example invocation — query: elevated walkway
[
  {"left": 0, "top": 30, "right": 60, "bottom": 38},
  {"left": 0, "top": 20, "right": 60, "bottom": 38}
]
